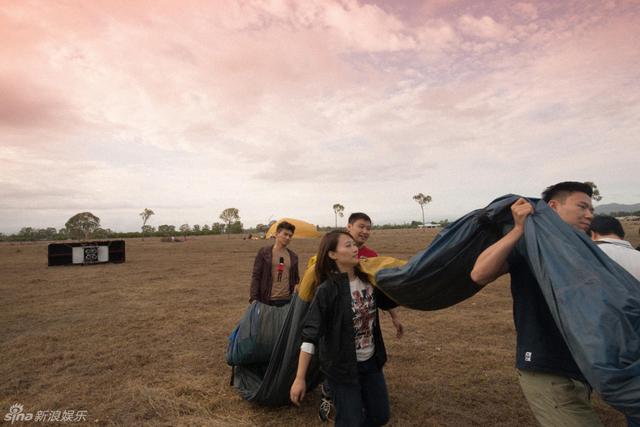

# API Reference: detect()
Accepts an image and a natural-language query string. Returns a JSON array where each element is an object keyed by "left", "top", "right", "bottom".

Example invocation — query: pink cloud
[
  {"left": 0, "top": 78, "right": 69, "bottom": 128},
  {"left": 457, "top": 14, "right": 510, "bottom": 40},
  {"left": 512, "top": 2, "right": 539, "bottom": 21}
]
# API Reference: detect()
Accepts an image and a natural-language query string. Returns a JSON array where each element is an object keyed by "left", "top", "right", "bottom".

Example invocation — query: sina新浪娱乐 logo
[
  {"left": 4, "top": 403, "right": 88, "bottom": 424},
  {"left": 4, "top": 403, "right": 32, "bottom": 423}
]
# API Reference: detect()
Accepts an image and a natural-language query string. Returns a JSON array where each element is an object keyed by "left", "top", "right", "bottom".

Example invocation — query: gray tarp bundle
[
  {"left": 226, "top": 301, "right": 290, "bottom": 366},
  {"left": 228, "top": 296, "right": 322, "bottom": 406},
  {"left": 229, "top": 194, "right": 639, "bottom": 420},
  {"left": 376, "top": 194, "right": 640, "bottom": 421}
]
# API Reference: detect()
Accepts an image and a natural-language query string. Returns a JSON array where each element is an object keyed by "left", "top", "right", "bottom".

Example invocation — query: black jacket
[{"left": 301, "top": 272, "right": 397, "bottom": 384}]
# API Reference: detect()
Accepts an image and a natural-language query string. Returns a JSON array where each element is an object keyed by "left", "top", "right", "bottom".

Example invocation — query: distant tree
[
  {"left": 65, "top": 212, "right": 101, "bottom": 240},
  {"left": 202, "top": 224, "right": 211, "bottom": 233},
  {"left": 40, "top": 227, "right": 58, "bottom": 240},
  {"left": 228, "top": 220, "right": 243, "bottom": 234},
  {"left": 139, "top": 208, "right": 155, "bottom": 240},
  {"left": 58, "top": 228, "right": 68, "bottom": 239},
  {"left": 179, "top": 224, "right": 190, "bottom": 240},
  {"left": 211, "top": 222, "right": 224, "bottom": 234},
  {"left": 192, "top": 224, "right": 201, "bottom": 233},
  {"left": 14, "top": 227, "right": 59, "bottom": 241},
  {"left": 142, "top": 225, "right": 155, "bottom": 234},
  {"left": 333, "top": 203, "right": 345, "bottom": 228},
  {"left": 158, "top": 224, "right": 176, "bottom": 235},
  {"left": 256, "top": 223, "right": 267, "bottom": 233},
  {"left": 18, "top": 227, "right": 35, "bottom": 240},
  {"left": 413, "top": 193, "right": 432, "bottom": 226},
  {"left": 34, "top": 228, "right": 45, "bottom": 240},
  {"left": 93, "top": 228, "right": 110, "bottom": 239},
  {"left": 584, "top": 181, "right": 602, "bottom": 202},
  {"left": 610, "top": 210, "right": 640, "bottom": 217},
  {"left": 219, "top": 208, "right": 240, "bottom": 239}
]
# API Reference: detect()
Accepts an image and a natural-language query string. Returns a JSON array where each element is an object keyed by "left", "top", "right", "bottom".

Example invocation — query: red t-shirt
[{"left": 357, "top": 246, "right": 378, "bottom": 259}]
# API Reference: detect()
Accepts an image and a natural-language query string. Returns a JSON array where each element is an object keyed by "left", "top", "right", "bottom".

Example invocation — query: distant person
[
  {"left": 250, "top": 221, "right": 299, "bottom": 307},
  {"left": 590, "top": 215, "right": 640, "bottom": 279},
  {"left": 347, "top": 212, "right": 378, "bottom": 259},
  {"left": 471, "top": 181, "right": 604, "bottom": 427},
  {"left": 290, "top": 231, "right": 398, "bottom": 426}
]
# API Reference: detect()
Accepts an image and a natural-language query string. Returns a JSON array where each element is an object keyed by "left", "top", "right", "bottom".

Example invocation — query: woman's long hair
[{"left": 314, "top": 230, "right": 368, "bottom": 285}]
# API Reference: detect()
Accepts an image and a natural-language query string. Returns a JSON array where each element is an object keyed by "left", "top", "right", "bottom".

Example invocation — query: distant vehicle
[{"left": 417, "top": 224, "right": 438, "bottom": 229}]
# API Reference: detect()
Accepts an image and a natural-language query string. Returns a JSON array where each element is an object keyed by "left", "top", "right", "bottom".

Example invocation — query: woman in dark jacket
[{"left": 290, "top": 230, "right": 397, "bottom": 426}]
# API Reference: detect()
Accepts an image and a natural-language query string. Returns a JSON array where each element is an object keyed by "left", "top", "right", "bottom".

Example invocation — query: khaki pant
[{"left": 517, "top": 369, "right": 603, "bottom": 427}]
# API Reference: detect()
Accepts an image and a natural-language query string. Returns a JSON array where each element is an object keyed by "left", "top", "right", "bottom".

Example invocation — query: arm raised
[{"left": 470, "top": 198, "right": 533, "bottom": 286}]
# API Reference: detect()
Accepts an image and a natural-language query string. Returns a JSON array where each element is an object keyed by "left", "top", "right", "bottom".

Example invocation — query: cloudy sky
[{"left": 1, "top": 0, "right": 639, "bottom": 233}]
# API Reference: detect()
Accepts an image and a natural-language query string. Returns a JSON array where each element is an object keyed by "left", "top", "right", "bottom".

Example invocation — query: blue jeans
[{"left": 328, "top": 358, "right": 390, "bottom": 427}]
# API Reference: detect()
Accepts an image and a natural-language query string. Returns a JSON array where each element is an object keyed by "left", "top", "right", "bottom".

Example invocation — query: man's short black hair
[
  {"left": 541, "top": 181, "right": 593, "bottom": 203},
  {"left": 589, "top": 215, "right": 625, "bottom": 239},
  {"left": 276, "top": 221, "right": 295, "bottom": 234},
  {"left": 348, "top": 212, "right": 372, "bottom": 225}
]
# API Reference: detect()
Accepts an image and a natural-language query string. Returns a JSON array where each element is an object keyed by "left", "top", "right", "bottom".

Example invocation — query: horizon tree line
[
  {"left": 2, "top": 207, "right": 244, "bottom": 242},
  {"left": 1, "top": 182, "right": 606, "bottom": 241}
]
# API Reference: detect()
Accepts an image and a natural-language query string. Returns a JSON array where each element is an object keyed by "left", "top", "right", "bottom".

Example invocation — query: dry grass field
[{"left": 1, "top": 227, "right": 637, "bottom": 426}]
